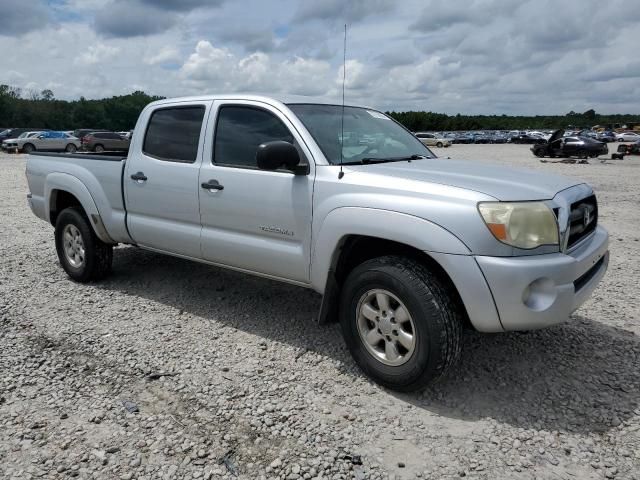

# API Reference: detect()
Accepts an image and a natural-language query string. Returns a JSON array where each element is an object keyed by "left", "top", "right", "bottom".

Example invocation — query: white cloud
[
  {"left": 179, "top": 41, "right": 334, "bottom": 97},
  {"left": 75, "top": 44, "right": 120, "bottom": 66},
  {"left": 145, "top": 46, "right": 182, "bottom": 65}
]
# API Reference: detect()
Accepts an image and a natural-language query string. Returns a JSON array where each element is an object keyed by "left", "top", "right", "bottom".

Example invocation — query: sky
[{"left": 1, "top": 0, "right": 638, "bottom": 115}]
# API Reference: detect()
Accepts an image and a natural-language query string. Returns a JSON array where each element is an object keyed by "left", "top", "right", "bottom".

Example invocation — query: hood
[
  {"left": 548, "top": 129, "right": 564, "bottom": 144},
  {"left": 345, "top": 158, "right": 581, "bottom": 201}
]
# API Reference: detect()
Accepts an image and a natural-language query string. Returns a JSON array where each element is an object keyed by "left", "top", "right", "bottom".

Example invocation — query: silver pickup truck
[{"left": 26, "top": 95, "right": 609, "bottom": 391}]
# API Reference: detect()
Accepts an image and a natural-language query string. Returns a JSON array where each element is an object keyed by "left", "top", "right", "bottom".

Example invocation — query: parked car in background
[
  {"left": 81, "top": 131, "right": 131, "bottom": 152},
  {"left": 3, "top": 131, "right": 80, "bottom": 153},
  {"left": 616, "top": 142, "right": 640, "bottom": 155},
  {"left": 616, "top": 132, "right": 640, "bottom": 142},
  {"left": 510, "top": 133, "right": 545, "bottom": 144},
  {"left": 72, "top": 129, "right": 109, "bottom": 142},
  {"left": 489, "top": 132, "right": 509, "bottom": 144},
  {"left": 531, "top": 129, "right": 608, "bottom": 159},
  {"left": 0, "top": 127, "right": 49, "bottom": 143},
  {"left": 414, "top": 132, "right": 451, "bottom": 147},
  {"left": 453, "top": 132, "right": 474, "bottom": 144},
  {"left": 471, "top": 133, "right": 491, "bottom": 144},
  {"left": 597, "top": 131, "right": 616, "bottom": 142},
  {"left": 2, "top": 131, "right": 43, "bottom": 152}
]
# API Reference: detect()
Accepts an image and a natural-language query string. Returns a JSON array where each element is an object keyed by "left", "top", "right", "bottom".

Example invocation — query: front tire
[
  {"left": 55, "top": 207, "right": 113, "bottom": 282},
  {"left": 94, "top": 144, "right": 105, "bottom": 153},
  {"left": 340, "top": 256, "right": 463, "bottom": 391},
  {"left": 436, "top": 142, "right": 443, "bottom": 148},
  {"left": 65, "top": 143, "right": 77, "bottom": 153},
  {"left": 22, "top": 143, "right": 35, "bottom": 154}
]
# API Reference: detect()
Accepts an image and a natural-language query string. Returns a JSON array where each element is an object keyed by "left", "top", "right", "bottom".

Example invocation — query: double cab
[{"left": 26, "top": 95, "right": 609, "bottom": 391}]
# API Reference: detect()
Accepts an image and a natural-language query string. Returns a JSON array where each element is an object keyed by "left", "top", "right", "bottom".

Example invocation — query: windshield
[{"left": 288, "top": 104, "right": 434, "bottom": 165}]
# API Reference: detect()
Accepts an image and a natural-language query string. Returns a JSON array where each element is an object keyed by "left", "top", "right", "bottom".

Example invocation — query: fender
[
  {"left": 310, "top": 206, "right": 471, "bottom": 292},
  {"left": 45, "top": 172, "right": 115, "bottom": 244}
]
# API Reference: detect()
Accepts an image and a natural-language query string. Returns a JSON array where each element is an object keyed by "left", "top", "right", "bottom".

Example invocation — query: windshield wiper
[{"left": 342, "top": 154, "right": 430, "bottom": 165}]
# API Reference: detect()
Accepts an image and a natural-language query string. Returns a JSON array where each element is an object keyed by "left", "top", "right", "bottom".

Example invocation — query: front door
[
  {"left": 124, "top": 102, "right": 210, "bottom": 258},
  {"left": 198, "top": 101, "right": 314, "bottom": 283}
]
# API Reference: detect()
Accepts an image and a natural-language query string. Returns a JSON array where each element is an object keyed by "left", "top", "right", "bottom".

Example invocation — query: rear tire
[
  {"left": 436, "top": 142, "right": 443, "bottom": 148},
  {"left": 339, "top": 255, "right": 463, "bottom": 391},
  {"left": 54, "top": 207, "right": 113, "bottom": 282}
]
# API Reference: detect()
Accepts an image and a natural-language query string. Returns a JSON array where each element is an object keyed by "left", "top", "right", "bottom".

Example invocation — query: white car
[
  {"left": 3, "top": 131, "right": 80, "bottom": 153},
  {"left": 1, "top": 131, "right": 43, "bottom": 152},
  {"left": 616, "top": 132, "right": 640, "bottom": 142},
  {"left": 414, "top": 132, "right": 451, "bottom": 147}
]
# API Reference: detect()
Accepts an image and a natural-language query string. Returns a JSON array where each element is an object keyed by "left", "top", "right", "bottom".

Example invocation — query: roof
[{"left": 147, "top": 93, "right": 374, "bottom": 111}]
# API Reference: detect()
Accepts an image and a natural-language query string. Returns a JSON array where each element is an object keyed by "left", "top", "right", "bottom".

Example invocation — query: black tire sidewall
[
  {"left": 340, "top": 261, "right": 448, "bottom": 390},
  {"left": 55, "top": 208, "right": 97, "bottom": 282}
]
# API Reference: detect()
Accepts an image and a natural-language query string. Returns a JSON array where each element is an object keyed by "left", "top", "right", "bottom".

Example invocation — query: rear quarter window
[{"left": 143, "top": 106, "right": 205, "bottom": 163}]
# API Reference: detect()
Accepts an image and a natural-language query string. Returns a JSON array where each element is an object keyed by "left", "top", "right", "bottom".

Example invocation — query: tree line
[
  {"left": 1, "top": 85, "right": 639, "bottom": 132},
  {"left": 386, "top": 109, "right": 640, "bottom": 132},
  {"left": 0, "top": 86, "right": 163, "bottom": 131}
]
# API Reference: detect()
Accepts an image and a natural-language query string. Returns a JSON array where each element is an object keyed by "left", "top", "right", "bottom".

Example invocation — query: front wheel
[
  {"left": 55, "top": 207, "right": 113, "bottom": 282},
  {"left": 340, "top": 256, "right": 463, "bottom": 391},
  {"left": 436, "top": 142, "right": 443, "bottom": 148},
  {"left": 22, "top": 143, "right": 35, "bottom": 154},
  {"left": 94, "top": 144, "right": 105, "bottom": 153}
]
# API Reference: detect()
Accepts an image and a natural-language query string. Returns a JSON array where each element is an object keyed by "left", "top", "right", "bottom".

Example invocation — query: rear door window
[{"left": 143, "top": 106, "right": 205, "bottom": 163}]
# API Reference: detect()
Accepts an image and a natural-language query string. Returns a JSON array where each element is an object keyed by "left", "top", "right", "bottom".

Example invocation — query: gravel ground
[{"left": 1, "top": 145, "right": 639, "bottom": 480}]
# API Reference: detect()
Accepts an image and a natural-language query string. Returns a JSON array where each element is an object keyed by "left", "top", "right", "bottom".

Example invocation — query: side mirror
[
  {"left": 38, "top": 135, "right": 45, "bottom": 139},
  {"left": 256, "top": 141, "right": 307, "bottom": 175}
]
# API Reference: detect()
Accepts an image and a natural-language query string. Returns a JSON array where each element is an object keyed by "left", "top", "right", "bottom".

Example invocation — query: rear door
[
  {"left": 198, "top": 101, "right": 315, "bottom": 283},
  {"left": 124, "top": 101, "right": 211, "bottom": 258}
]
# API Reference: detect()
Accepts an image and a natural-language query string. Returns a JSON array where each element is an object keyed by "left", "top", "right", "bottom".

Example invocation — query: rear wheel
[
  {"left": 436, "top": 142, "right": 443, "bottom": 148},
  {"left": 340, "top": 256, "right": 463, "bottom": 391},
  {"left": 22, "top": 143, "right": 35, "bottom": 154},
  {"left": 55, "top": 207, "right": 113, "bottom": 282},
  {"left": 94, "top": 144, "right": 105, "bottom": 153},
  {"left": 65, "top": 143, "right": 77, "bottom": 153}
]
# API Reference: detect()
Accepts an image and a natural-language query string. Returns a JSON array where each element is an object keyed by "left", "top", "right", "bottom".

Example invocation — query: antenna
[{"left": 338, "top": 23, "right": 347, "bottom": 180}]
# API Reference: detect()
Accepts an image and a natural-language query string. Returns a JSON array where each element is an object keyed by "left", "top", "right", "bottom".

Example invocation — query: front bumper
[{"left": 475, "top": 226, "right": 609, "bottom": 330}]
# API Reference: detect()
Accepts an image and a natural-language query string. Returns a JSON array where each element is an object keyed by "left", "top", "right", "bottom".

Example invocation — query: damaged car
[{"left": 531, "top": 129, "right": 608, "bottom": 159}]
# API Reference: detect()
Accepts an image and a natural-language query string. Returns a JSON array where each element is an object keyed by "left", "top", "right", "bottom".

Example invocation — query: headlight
[{"left": 478, "top": 201, "right": 559, "bottom": 249}]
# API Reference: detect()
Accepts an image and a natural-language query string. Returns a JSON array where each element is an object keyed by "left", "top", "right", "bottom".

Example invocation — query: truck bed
[{"left": 26, "top": 151, "right": 131, "bottom": 244}]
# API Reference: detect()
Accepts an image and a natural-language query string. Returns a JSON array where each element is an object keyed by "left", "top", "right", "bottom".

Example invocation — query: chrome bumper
[{"left": 475, "top": 226, "right": 609, "bottom": 331}]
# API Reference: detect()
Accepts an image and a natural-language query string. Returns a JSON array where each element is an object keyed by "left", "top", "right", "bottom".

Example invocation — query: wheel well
[
  {"left": 50, "top": 190, "right": 83, "bottom": 226},
  {"left": 329, "top": 235, "right": 472, "bottom": 328}
]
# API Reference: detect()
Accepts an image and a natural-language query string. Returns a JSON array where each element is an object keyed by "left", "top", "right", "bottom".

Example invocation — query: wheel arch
[
  {"left": 46, "top": 173, "right": 115, "bottom": 244},
  {"left": 312, "top": 207, "right": 481, "bottom": 328}
]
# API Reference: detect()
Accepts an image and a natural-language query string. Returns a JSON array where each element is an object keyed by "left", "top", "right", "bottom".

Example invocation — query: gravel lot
[{"left": 1, "top": 145, "right": 639, "bottom": 480}]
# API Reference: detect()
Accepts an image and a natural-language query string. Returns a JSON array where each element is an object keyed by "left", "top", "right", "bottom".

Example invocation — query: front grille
[{"left": 566, "top": 194, "right": 597, "bottom": 249}]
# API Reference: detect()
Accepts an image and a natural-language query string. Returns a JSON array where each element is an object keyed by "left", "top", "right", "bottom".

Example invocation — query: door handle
[
  {"left": 201, "top": 179, "right": 224, "bottom": 191},
  {"left": 131, "top": 172, "right": 147, "bottom": 182}
]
